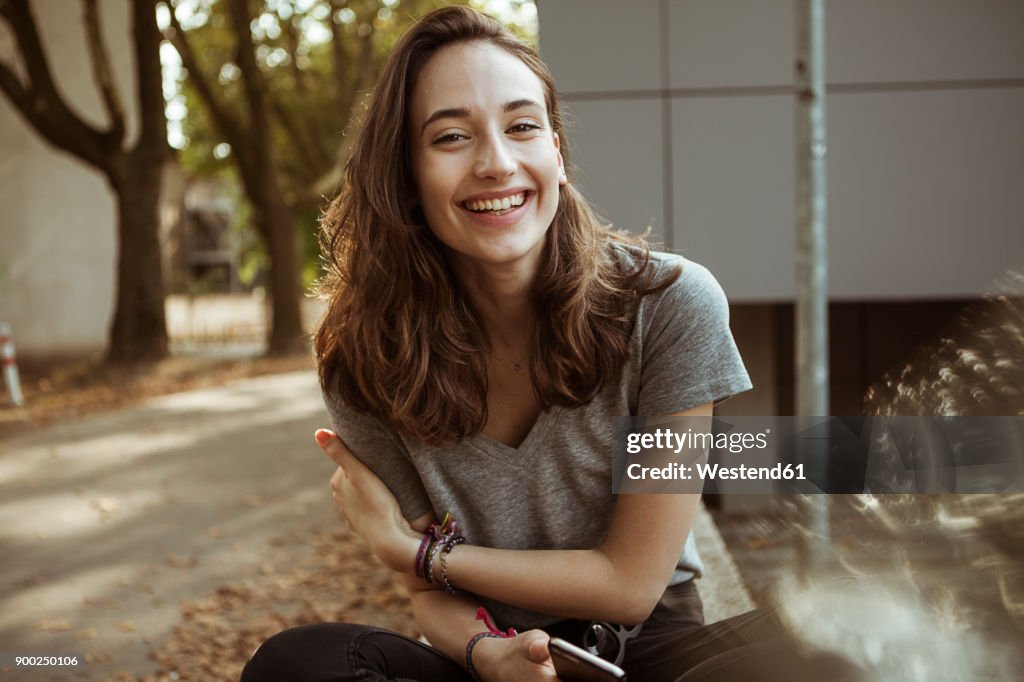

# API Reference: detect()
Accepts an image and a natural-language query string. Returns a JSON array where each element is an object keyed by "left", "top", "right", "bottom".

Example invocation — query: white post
[
  {"left": 0, "top": 322, "right": 24, "bottom": 407},
  {"left": 796, "top": 0, "right": 830, "bottom": 568}
]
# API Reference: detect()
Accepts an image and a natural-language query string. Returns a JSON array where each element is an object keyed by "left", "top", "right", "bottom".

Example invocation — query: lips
[
  {"left": 460, "top": 188, "right": 534, "bottom": 209},
  {"left": 463, "top": 191, "right": 527, "bottom": 213},
  {"left": 457, "top": 190, "right": 534, "bottom": 226}
]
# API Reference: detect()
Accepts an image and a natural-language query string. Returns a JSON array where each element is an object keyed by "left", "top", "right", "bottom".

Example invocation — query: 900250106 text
[{"left": 12, "top": 655, "right": 80, "bottom": 667}]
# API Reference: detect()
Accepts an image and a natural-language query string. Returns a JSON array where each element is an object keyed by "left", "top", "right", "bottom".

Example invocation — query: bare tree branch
[
  {"left": 270, "top": 96, "right": 323, "bottom": 181},
  {"left": 327, "top": 1, "right": 375, "bottom": 124},
  {"left": 131, "top": 0, "right": 170, "bottom": 154},
  {"left": 0, "top": 58, "right": 32, "bottom": 116},
  {"left": 353, "top": 9, "right": 377, "bottom": 95},
  {"left": 226, "top": 0, "right": 305, "bottom": 353},
  {"left": 273, "top": 11, "right": 332, "bottom": 172},
  {"left": 0, "top": 0, "right": 115, "bottom": 171},
  {"left": 224, "top": 0, "right": 284, "bottom": 231},
  {"left": 82, "top": 0, "right": 126, "bottom": 142},
  {"left": 327, "top": 0, "right": 348, "bottom": 113},
  {"left": 312, "top": 2, "right": 377, "bottom": 197},
  {"left": 283, "top": 13, "right": 307, "bottom": 99},
  {"left": 164, "top": 2, "right": 250, "bottom": 171},
  {"left": 225, "top": 0, "right": 266, "bottom": 137}
]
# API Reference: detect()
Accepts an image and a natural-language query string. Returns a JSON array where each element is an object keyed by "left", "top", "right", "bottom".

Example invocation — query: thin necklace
[{"left": 489, "top": 353, "right": 529, "bottom": 372}]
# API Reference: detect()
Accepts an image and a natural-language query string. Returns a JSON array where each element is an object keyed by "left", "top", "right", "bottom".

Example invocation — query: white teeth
[{"left": 465, "top": 192, "right": 526, "bottom": 212}]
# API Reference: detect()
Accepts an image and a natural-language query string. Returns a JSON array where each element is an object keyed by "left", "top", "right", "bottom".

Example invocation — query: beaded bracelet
[
  {"left": 424, "top": 538, "right": 445, "bottom": 584},
  {"left": 439, "top": 535, "right": 467, "bottom": 594},
  {"left": 418, "top": 512, "right": 465, "bottom": 585}
]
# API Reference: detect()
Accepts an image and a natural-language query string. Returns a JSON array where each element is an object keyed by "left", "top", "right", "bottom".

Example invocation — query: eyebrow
[{"left": 420, "top": 99, "right": 544, "bottom": 135}]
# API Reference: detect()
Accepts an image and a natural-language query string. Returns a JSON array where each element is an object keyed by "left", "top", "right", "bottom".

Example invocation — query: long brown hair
[{"left": 315, "top": 6, "right": 680, "bottom": 445}]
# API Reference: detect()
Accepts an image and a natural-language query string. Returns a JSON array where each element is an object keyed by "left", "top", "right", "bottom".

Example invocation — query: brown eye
[
  {"left": 508, "top": 123, "right": 542, "bottom": 134},
  {"left": 432, "top": 132, "right": 468, "bottom": 145}
]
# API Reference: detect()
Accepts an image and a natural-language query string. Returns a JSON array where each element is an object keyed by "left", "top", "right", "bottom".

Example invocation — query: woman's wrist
[
  {"left": 375, "top": 527, "right": 423, "bottom": 574},
  {"left": 466, "top": 632, "right": 506, "bottom": 680}
]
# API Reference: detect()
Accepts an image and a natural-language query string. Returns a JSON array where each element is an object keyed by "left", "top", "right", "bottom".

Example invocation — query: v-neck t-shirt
[{"left": 323, "top": 248, "right": 753, "bottom": 630}]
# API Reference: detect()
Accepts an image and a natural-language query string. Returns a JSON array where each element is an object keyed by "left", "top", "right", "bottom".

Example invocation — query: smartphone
[{"left": 548, "top": 637, "right": 627, "bottom": 681}]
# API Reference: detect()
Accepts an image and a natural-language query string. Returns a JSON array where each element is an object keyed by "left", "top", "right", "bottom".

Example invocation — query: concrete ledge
[{"left": 693, "top": 503, "right": 756, "bottom": 623}]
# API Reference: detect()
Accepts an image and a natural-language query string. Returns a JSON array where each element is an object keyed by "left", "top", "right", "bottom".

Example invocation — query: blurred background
[{"left": 1, "top": 1, "right": 1022, "bottom": 680}]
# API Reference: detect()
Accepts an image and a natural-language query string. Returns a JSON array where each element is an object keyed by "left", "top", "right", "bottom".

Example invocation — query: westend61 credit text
[
  {"left": 622, "top": 427, "right": 803, "bottom": 482},
  {"left": 614, "top": 416, "right": 1024, "bottom": 494}
]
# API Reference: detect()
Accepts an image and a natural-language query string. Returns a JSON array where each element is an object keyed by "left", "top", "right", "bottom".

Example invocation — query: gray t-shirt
[{"left": 323, "top": 249, "right": 752, "bottom": 630}]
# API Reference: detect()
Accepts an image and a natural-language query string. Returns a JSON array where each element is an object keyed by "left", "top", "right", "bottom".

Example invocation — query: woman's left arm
[
  {"left": 439, "top": 401, "right": 708, "bottom": 625},
  {"left": 321, "top": 402, "right": 710, "bottom": 626}
]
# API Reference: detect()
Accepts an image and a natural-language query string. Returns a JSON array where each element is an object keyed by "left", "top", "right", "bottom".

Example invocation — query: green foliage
[{"left": 167, "top": 0, "right": 536, "bottom": 290}]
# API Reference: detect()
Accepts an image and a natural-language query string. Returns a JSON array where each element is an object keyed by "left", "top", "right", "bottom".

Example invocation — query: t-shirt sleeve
[
  {"left": 637, "top": 257, "right": 753, "bottom": 415},
  {"left": 322, "top": 390, "right": 434, "bottom": 522}
]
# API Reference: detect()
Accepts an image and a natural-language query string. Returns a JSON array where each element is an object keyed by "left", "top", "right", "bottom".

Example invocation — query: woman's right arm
[
  {"left": 402, "top": 514, "right": 559, "bottom": 682},
  {"left": 320, "top": 406, "right": 557, "bottom": 678},
  {"left": 317, "top": 425, "right": 553, "bottom": 678}
]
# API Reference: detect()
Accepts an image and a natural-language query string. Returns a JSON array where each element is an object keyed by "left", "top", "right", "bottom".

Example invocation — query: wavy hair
[{"left": 315, "top": 6, "right": 680, "bottom": 445}]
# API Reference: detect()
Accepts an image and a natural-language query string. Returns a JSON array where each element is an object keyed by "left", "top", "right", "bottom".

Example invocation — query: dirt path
[{"left": 0, "top": 371, "right": 415, "bottom": 681}]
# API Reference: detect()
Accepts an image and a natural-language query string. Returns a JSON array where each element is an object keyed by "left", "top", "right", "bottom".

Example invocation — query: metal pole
[
  {"left": 795, "top": 0, "right": 830, "bottom": 567},
  {"left": 0, "top": 322, "right": 24, "bottom": 406}
]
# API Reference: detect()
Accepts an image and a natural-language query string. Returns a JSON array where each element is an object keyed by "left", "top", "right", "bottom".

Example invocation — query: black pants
[{"left": 240, "top": 581, "right": 864, "bottom": 681}]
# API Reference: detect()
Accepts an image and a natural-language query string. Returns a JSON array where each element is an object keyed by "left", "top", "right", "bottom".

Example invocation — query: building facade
[{"left": 537, "top": 0, "right": 1024, "bottom": 415}]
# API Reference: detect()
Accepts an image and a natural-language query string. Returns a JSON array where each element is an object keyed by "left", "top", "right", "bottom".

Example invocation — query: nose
[{"left": 473, "top": 130, "right": 516, "bottom": 180}]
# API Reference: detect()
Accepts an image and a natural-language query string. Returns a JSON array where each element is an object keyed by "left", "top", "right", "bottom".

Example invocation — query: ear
[{"left": 554, "top": 132, "right": 567, "bottom": 186}]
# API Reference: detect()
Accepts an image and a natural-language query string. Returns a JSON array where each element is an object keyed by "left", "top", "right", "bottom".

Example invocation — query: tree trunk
[
  {"left": 221, "top": 0, "right": 304, "bottom": 357},
  {"left": 105, "top": 149, "right": 168, "bottom": 364},
  {"left": 262, "top": 197, "right": 304, "bottom": 355},
  {"left": 0, "top": 0, "right": 169, "bottom": 365}
]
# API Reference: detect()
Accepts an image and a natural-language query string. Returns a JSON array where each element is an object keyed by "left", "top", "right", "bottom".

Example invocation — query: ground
[
  {"left": 2, "top": 359, "right": 421, "bottom": 681},
  {"left": 1, "top": 354, "right": 315, "bottom": 441}
]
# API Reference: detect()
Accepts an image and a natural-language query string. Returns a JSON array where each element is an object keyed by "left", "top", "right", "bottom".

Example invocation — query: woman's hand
[
  {"left": 316, "top": 429, "right": 422, "bottom": 574},
  {"left": 473, "top": 631, "right": 562, "bottom": 682}
]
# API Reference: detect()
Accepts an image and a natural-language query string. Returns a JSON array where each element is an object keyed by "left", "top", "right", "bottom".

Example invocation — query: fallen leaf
[
  {"left": 241, "top": 494, "right": 263, "bottom": 508},
  {"left": 34, "top": 619, "right": 71, "bottom": 632},
  {"left": 75, "top": 627, "right": 99, "bottom": 641},
  {"left": 91, "top": 497, "right": 120, "bottom": 520}
]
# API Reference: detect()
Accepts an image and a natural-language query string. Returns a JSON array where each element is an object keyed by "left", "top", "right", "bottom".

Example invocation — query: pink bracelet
[
  {"left": 475, "top": 607, "right": 517, "bottom": 638},
  {"left": 465, "top": 609, "right": 517, "bottom": 680}
]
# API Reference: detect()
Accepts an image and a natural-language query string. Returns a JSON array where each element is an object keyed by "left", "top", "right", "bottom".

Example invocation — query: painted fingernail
[{"left": 315, "top": 430, "right": 333, "bottom": 446}]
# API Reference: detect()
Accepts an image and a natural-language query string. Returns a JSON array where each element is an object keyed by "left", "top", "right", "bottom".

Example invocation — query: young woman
[{"left": 241, "top": 7, "right": 863, "bottom": 682}]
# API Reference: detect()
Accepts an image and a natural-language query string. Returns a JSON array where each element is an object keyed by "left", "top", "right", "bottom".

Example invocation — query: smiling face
[{"left": 408, "top": 40, "right": 567, "bottom": 278}]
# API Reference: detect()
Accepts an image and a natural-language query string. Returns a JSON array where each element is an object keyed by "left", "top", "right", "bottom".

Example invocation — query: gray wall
[
  {"left": 0, "top": 1, "right": 133, "bottom": 356},
  {"left": 538, "top": 0, "right": 1024, "bottom": 302}
]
